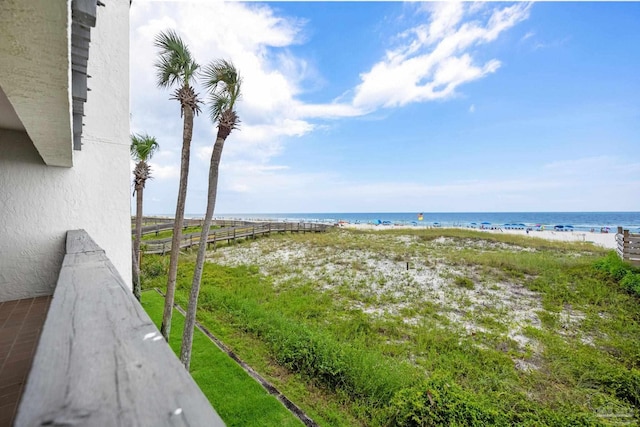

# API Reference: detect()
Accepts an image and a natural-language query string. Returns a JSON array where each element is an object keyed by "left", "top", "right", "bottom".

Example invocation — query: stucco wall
[{"left": 0, "top": 2, "right": 131, "bottom": 302}]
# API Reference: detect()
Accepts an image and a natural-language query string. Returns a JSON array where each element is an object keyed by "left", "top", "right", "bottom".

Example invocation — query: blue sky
[{"left": 129, "top": 1, "right": 640, "bottom": 214}]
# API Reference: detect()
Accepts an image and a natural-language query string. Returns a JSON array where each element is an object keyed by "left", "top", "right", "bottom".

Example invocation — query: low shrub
[
  {"left": 140, "top": 255, "right": 168, "bottom": 287},
  {"left": 454, "top": 276, "right": 474, "bottom": 290},
  {"left": 385, "top": 375, "right": 602, "bottom": 427},
  {"left": 385, "top": 376, "right": 506, "bottom": 426},
  {"left": 594, "top": 252, "right": 640, "bottom": 298}
]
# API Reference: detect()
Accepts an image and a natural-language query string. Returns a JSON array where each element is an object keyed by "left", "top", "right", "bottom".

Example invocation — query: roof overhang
[
  {"left": 0, "top": 0, "right": 97, "bottom": 168},
  {"left": 0, "top": 1, "right": 73, "bottom": 167}
]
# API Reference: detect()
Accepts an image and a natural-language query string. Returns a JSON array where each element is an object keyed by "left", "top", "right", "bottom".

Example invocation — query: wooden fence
[
  {"left": 616, "top": 227, "right": 640, "bottom": 266},
  {"left": 134, "top": 218, "right": 204, "bottom": 237},
  {"left": 132, "top": 218, "right": 272, "bottom": 238},
  {"left": 140, "top": 221, "right": 331, "bottom": 255}
]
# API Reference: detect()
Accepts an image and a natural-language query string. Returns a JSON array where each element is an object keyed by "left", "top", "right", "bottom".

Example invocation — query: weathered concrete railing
[
  {"left": 16, "top": 230, "right": 225, "bottom": 426},
  {"left": 616, "top": 227, "right": 640, "bottom": 266}
]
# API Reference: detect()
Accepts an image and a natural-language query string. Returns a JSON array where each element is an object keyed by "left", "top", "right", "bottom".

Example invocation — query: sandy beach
[{"left": 342, "top": 223, "right": 618, "bottom": 249}]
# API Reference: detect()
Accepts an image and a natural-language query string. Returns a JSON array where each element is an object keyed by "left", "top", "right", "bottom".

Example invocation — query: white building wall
[{"left": 0, "top": 2, "right": 131, "bottom": 302}]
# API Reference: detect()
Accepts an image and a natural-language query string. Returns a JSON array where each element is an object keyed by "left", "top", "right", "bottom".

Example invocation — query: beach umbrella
[
  {"left": 481, "top": 222, "right": 491, "bottom": 225},
  {"left": 470, "top": 222, "right": 477, "bottom": 225},
  {"left": 565, "top": 225, "right": 574, "bottom": 229}
]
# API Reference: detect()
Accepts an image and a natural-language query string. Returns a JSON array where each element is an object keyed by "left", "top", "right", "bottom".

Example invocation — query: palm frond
[
  {"left": 201, "top": 59, "right": 242, "bottom": 123},
  {"left": 130, "top": 133, "right": 159, "bottom": 162},
  {"left": 208, "top": 93, "right": 230, "bottom": 122},
  {"left": 154, "top": 30, "right": 199, "bottom": 89}
]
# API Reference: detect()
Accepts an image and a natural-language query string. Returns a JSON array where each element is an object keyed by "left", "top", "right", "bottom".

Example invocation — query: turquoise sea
[{"left": 195, "top": 212, "right": 640, "bottom": 233}]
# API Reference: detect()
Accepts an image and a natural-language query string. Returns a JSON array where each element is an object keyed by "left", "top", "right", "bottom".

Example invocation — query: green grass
[
  {"left": 140, "top": 290, "right": 303, "bottom": 427},
  {"left": 142, "top": 229, "right": 640, "bottom": 426}
]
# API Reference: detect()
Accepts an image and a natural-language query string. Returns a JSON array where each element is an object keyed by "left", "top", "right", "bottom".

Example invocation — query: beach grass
[
  {"left": 140, "top": 290, "right": 303, "bottom": 427},
  {"left": 141, "top": 228, "right": 639, "bottom": 426}
]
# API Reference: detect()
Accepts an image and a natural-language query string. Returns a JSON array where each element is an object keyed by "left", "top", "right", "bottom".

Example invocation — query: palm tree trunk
[
  {"left": 132, "top": 184, "right": 144, "bottom": 301},
  {"left": 180, "top": 133, "right": 226, "bottom": 369},
  {"left": 161, "top": 103, "right": 194, "bottom": 341},
  {"left": 132, "top": 248, "right": 140, "bottom": 301}
]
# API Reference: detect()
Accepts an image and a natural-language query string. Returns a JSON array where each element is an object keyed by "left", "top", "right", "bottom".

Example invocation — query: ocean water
[{"left": 203, "top": 212, "right": 640, "bottom": 232}]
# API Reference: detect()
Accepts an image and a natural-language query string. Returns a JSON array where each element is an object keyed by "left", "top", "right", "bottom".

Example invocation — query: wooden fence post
[{"left": 623, "top": 229, "right": 629, "bottom": 262}]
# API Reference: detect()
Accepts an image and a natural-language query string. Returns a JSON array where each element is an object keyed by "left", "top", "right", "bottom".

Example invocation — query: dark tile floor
[{"left": 0, "top": 296, "right": 51, "bottom": 427}]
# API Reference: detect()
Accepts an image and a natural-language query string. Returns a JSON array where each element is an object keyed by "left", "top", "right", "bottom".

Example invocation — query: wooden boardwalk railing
[
  {"left": 134, "top": 218, "right": 204, "bottom": 237},
  {"left": 616, "top": 227, "right": 640, "bottom": 266},
  {"left": 140, "top": 221, "right": 332, "bottom": 255},
  {"left": 133, "top": 218, "right": 271, "bottom": 238}
]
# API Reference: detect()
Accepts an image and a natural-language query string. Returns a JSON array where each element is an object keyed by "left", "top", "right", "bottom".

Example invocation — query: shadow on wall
[{"left": 0, "top": 129, "right": 48, "bottom": 166}]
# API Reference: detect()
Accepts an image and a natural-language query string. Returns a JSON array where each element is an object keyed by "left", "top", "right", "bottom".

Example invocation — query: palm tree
[
  {"left": 180, "top": 60, "right": 241, "bottom": 369},
  {"left": 154, "top": 30, "right": 201, "bottom": 341},
  {"left": 130, "top": 133, "right": 159, "bottom": 301}
]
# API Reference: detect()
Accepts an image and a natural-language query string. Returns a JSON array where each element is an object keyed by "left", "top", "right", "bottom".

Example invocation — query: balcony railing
[{"left": 15, "top": 230, "right": 225, "bottom": 426}]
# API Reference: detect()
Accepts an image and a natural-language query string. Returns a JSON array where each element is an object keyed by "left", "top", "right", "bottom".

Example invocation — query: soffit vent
[{"left": 71, "top": 0, "right": 101, "bottom": 150}]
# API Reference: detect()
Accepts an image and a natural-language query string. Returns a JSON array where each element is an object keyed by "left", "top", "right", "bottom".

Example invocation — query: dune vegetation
[{"left": 141, "top": 227, "right": 640, "bottom": 426}]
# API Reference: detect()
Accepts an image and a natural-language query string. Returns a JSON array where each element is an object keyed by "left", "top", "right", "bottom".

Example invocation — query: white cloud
[
  {"left": 351, "top": 2, "right": 531, "bottom": 110},
  {"left": 543, "top": 156, "right": 640, "bottom": 178},
  {"left": 294, "top": 103, "right": 364, "bottom": 119},
  {"left": 130, "top": 2, "right": 534, "bottom": 213},
  {"left": 230, "top": 183, "right": 250, "bottom": 193},
  {"left": 149, "top": 162, "right": 180, "bottom": 180},
  {"left": 533, "top": 36, "right": 571, "bottom": 51},
  {"left": 195, "top": 146, "right": 212, "bottom": 162},
  {"left": 521, "top": 31, "right": 535, "bottom": 41},
  {"left": 129, "top": 158, "right": 179, "bottom": 182},
  {"left": 469, "top": 104, "right": 476, "bottom": 113},
  {"left": 211, "top": 156, "right": 640, "bottom": 213},
  {"left": 131, "top": 1, "right": 530, "bottom": 134}
]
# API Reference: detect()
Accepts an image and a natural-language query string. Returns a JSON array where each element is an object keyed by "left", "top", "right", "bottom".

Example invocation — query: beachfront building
[
  {"left": 0, "top": 0, "right": 131, "bottom": 302},
  {"left": 0, "top": 1, "right": 223, "bottom": 425}
]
